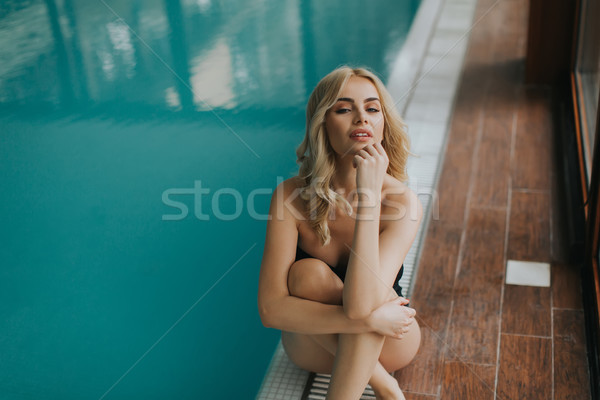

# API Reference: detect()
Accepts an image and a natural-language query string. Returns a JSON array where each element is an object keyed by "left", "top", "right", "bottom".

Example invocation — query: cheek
[
  {"left": 325, "top": 116, "right": 345, "bottom": 139},
  {"left": 374, "top": 120, "right": 385, "bottom": 141},
  {"left": 324, "top": 121, "right": 340, "bottom": 148},
  {"left": 371, "top": 113, "right": 384, "bottom": 131}
]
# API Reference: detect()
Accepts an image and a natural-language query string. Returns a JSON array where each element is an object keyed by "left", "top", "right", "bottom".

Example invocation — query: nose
[{"left": 354, "top": 109, "right": 368, "bottom": 124}]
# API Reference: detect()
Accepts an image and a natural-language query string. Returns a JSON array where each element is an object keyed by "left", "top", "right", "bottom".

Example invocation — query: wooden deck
[{"left": 394, "top": 0, "right": 592, "bottom": 399}]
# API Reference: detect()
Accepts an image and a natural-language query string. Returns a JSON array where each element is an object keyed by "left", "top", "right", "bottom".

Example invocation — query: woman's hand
[
  {"left": 353, "top": 142, "right": 389, "bottom": 200},
  {"left": 365, "top": 296, "right": 416, "bottom": 339}
]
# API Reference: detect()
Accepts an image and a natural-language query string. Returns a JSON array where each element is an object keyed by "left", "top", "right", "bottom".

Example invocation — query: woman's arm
[
  {"left": 343, "top": 143, "right": 423, "bottom": 319},
  {"left": 258, "top": 180, "right": 372, "bottom": 335},
  {"left": 258, "top": 179, "right": 415, "bottom": 337}
]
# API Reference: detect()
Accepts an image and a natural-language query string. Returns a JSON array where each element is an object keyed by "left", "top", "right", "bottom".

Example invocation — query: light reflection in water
[
  {"left": 0, "top": 0, "right": 419, "bottom": 112},
  {"left": 190, "top": 38, "right": 236, "bottom": 110}
]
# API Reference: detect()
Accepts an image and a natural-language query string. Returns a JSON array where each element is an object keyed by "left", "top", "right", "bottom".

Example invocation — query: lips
[{"left": 349, "top": 129, "right": 373, "bottom": 138}]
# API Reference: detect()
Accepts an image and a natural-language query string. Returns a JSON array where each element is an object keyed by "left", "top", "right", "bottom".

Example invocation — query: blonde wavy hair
[{"left": 296, "top": 66, "right": 410, "bottom": 245}]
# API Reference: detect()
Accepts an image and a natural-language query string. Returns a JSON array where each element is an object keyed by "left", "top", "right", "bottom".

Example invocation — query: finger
[
  {"left": 355, "top": 149, "right": 370, "bottom": 159},
  {"left": 393, "top": 297, "right": 410, "bottom": 307},
  {"left": 374, "top": 141, "right": 387, "bottom": 156},
  {"left": 362, "top": 144, "right": 379, "bottom": 157},
  {"left": 353, "top": 153, "right": 368, "bottom": 168}
]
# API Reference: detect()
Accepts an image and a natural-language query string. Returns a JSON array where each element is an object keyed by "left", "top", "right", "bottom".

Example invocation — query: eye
[
  {"left": 334, "top": 108, "right": 351, "bottom": 114},
  {"left": 367, "top": 107, "right": 380, "bottom": 113}
]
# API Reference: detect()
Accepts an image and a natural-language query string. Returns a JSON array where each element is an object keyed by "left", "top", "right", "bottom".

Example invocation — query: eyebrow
[{"left": 336, "top": 97, "right": 380, "bottom": 103}]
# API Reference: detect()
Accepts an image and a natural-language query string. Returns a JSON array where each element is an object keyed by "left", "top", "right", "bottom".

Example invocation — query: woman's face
[{"left": 324, "top": 76, "right": 385, "bottom": 157}]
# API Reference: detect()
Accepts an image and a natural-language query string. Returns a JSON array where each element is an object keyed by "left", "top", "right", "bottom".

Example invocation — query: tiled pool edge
[{"left": 256, "top": 0, "right": 477, "bottom": 398}]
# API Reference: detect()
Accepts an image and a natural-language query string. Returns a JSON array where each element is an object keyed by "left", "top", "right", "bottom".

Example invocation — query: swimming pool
[{"left": 0, "top": 1, "right": 420, "bottom": 398}]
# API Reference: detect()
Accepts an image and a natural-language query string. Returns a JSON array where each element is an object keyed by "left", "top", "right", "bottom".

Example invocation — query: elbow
[
  {"left": 259, "top": 307, "right": 273, "bottom": 329},
  {"left": 343, "top": 291, "right": 393, "bottom": 321},
  {"left": 342, "top": 287, "right": 376, "bottom": 320},
  {"left": 343, "top": 303, "right": 373, "bottom": 321},
  {"left": 258, "top": 300, "right": 277, "bottom": 329}
]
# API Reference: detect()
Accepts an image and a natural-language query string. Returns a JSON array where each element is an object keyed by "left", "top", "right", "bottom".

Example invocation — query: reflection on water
[
  {"left": 1, "top": 0, "right": 419, "bottom": 112},
  {"left": 0, "top": 0, "right": 420, "bottom": 399}
]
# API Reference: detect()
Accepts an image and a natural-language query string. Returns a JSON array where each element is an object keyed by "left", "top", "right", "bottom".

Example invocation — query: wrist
[
  {"left": 355, "top": 187, "right": 380, "bottom": 204},
  {"left": 362, "top": 311, "right": 375, "bottom": 332},
  {"left": 356, "top": 201, "right": 381, "bottom": 221}
]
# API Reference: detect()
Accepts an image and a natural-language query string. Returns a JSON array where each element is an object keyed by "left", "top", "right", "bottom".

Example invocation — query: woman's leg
[
  {"left": 326, "top": 306, "right": 421, "bottom": 399},
  {"left": 309, "top": 321, "right": 421, "bottom": 373},
  {"left": 328, "top": 332, "right": 388, "bottom": 399},
  {"left": 287, "top": 259, "right": 420, "bottom": 370},
  {"left": 281, "top": 259, "right": 341, "bottom": 374},
  {"left": 378, "top": 321, "right": 421, "bottom": 372},
  {"left": 283, "top": 259, "right": 417, "bottom": 399}
]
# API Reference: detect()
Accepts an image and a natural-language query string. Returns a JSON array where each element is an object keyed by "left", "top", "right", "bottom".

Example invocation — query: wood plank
[
  {"left": 440, "top": 362, "right": 496, "bottom": 400},
  {"left": 396, "top": 220, "right": 462, "bottom": 395},
  {"left": 501, "top": 284, "right": 551, "bottom": 336},
  {"left": 482, "top": 0, "right": 526, "bottom": 110},
  {"left": 404, "top": 392, "right": 437, "bottom": 400},
  {"left": 553, "top": 309, "right": 591, "bottom": 400},
  {"left": 469, "top": 111, "right": 513, "bottom": 209},
  {"left": 473, "top": 0, "right": 502, "bottom": 20},
  {"left": 496, "top": 2, "right": 528, "bottom": 53},
  {"left": 512, "top": 88, "right": 553, "bottom": 190},
  {"left": 507, "top": 191, "right": 551, "bottom": 262},
  {"left": 464, "top": 0, "right": 499, "bottom": 66},
  {"left": 436, "top": 98, "right": 481, "bottom": 228},
  {"left": 445, "top": 208, "right": 506, "bottom": 365},
  {"left": 409, "top": 220, "right": 463, "bottom": 330},
  {"left": 497, "top": 334, "right": 552, "bottom": 400},
  {"left": 483, "top": 70, "right": 519, "bottom": 115},
  {"left": 552, "top": 263, "right": 584, "bottom": 309}
]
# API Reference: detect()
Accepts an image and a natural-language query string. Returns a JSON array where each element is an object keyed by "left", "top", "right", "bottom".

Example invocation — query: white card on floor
[{"left": 505, "top": 260, "right": 551, "bottom": 287}]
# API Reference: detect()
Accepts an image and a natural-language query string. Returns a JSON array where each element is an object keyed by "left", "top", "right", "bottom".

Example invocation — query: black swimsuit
[{"left": 295, "top": 246, "right": 405, "bottom": 297}]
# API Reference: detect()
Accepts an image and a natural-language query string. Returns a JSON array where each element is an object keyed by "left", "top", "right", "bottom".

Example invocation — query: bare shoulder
[
  {"left": 381, "top": 175, "right": 423, "bottom": 224},
  {"left": 274, "top": 176, "right": 305, "bottom": 195},
  {"left": 269, "top": 176, "right": 306, "bottom": 222}
]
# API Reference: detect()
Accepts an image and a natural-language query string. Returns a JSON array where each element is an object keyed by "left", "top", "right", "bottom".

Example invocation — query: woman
[{"left": 258, "top": 66, "right": 422, "bottom": 400}]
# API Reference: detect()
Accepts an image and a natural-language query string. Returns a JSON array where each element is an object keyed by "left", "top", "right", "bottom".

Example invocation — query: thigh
[
  {"left": 281, "top": 331, "right": 335, "bottom": 374},
  {"left": 379, "top": 319, "right": 421, "bottom": 373}
]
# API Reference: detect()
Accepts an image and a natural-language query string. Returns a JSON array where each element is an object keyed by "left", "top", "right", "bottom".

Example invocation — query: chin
[{"left": 355, "top": 139, "right": 375, "bottom": 147}]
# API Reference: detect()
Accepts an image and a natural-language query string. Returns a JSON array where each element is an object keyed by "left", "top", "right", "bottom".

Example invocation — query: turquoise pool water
[{"left": 0, "top": 1, "right": 420, "bottom": 398}]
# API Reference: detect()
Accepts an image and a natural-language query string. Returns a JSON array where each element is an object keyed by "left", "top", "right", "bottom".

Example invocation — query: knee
[
  {"left": 382, "top": 320, "right": 422, "bottom": 372},
  {"left": 288, "top": 258, "right": 343, "bottom": 304},
  {"left": 287, "top": 259, "right": 329, "bottom": 297}
]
